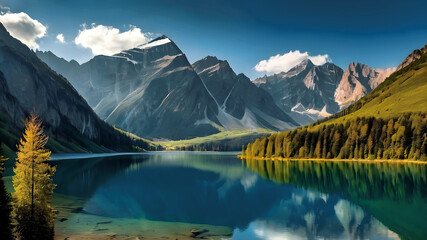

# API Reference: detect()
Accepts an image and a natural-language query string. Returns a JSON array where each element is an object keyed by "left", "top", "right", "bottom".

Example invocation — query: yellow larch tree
[{"left": 12, "top": 114, "right": 56, "bottom": 240}]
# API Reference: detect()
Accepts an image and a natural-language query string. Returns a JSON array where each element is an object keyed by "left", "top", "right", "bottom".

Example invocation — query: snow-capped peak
[{"left": 138, "top": 37, "right": 171, "bottom": 49}]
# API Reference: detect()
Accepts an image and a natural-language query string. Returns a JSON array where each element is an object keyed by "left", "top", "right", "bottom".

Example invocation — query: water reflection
[
  {"left": 244, "top": 158, "right": 427, "bottom": 240},
  {"left": 50, "top": 153, "right": 426, "bottom": 239}
]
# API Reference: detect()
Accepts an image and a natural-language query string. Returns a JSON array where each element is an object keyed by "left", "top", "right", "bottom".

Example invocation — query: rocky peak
[
  {"left": 282, "top": 59, "right": 314, "bottom": 77},
  {"left": 109, "top": 35, "right": 183, "bottom": 65},
  {"left": 397, "top": 45, "right": 427, "bottom": 71},
  {"left": 192, "top": 56, "right": 232, "bottom": 74},
  {"left": 335, "top": 62, "right": 394, "bottom": 108},
  {"left": 252, "top": 74, "right": 268, "bottom": 85},
  {"left": 347, "top": 62, "right": 377, "bottom": 79}
]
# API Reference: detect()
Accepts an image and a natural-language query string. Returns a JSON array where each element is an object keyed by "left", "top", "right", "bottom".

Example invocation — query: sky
[{"left": 0, "top": 0, "right": 426, "bottom": 79}]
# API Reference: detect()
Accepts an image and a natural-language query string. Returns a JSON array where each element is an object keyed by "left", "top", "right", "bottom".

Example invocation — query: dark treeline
[
  {"left": 0, "top": 143, "right": 13, "bottom": 240},
  {"left": 174, "top": 143, "right": 244, "bottom": 151},
  {"left": 244, "top": 113, "right": 427, "bottom": 160}
]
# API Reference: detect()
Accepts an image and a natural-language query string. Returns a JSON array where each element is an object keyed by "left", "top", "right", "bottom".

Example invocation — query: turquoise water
[{"left": 50, "top": 152, "right": 427, "bottom": 239}]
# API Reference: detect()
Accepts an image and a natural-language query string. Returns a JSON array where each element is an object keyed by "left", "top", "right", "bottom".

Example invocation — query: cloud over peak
[
  {"left": 56, "top": 33, "right": 65, "bottom": 43},
  {"left": 74, "top": 24, "right": 151, "bottom": 56},
  {"left": 255, "top": 50, "right": 331, "bottom": 74},
  {"left": 0, "top": 11, "right": 47, "bottom": 49}
]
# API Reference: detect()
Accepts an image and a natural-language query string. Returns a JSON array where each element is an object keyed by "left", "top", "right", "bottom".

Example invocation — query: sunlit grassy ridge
[
  {"left": 112, "top": 126, "right": 161, "bottom": 150},
  {"left": 157, "top": 129, "right": 274, "bottom": 151}
]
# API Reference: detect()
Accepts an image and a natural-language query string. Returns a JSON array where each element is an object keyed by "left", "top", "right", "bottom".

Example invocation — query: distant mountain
[
  {"left": 253, "top": 59, "right": 344, "bottom": 125},
  {"left": 0, "top": 23, "right": 151, "bottom": 152},
  {"left": 334, "top": 63, "right": 395, "bottom": 108},
  {"left": 254, "top": 59, "right": 395, "bottom": 125},
  {"left": 396, "top": 45, "right": 427, "bottom": 71},
  {"left": 192, "top": 56, "right": 297, "bottom": 131},
  {"left": 37, "top": 37, "right": 297, "bottom": 140}
]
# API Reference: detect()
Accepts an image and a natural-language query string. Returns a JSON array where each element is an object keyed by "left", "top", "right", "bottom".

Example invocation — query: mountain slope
[
  {"left": 192, "top": 56, "right": 297, "bottom": 131},
  {"left": 0, "top": 23, "right": 152, "bottom": 152},
  {"left": 253, "top": 59, "right": 344, "bottom": 125},
  {"left": 34, "top": 50, "right": 80, "bottom": 79},
  {"left": 242, "top": 46, "right": 427, "bottom": 160}
]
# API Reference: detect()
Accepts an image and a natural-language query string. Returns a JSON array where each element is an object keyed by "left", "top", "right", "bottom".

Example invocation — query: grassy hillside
[
  {"left": 242, "top": 50, "right": 427, "bottom": 161},
  {"left": 156, "top": 129, "right": 274, "bottom": 151}
]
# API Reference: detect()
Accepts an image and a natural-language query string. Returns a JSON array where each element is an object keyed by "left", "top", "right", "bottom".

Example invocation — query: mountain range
[
  {"left": 253, "top": 60, "right": 395, "bottom": 125},
  {"left": 37, "top": 36, "right": 297, "bottom": 140},
  {"left": 0, "top": 23, "right": 152, "bottom": 153}
]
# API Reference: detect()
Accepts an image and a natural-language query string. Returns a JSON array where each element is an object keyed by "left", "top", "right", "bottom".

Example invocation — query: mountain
[
  {"left": 40, "top": 36, "right": 221, "bottom": 139},
  {"left": 334, "top": 63, "right": 395, "bottom": 108},
  {"left": 242, "top": 46, "right": 427, "bottom": 160},
  {"left": 254, "top": 60, "right": 395, "bottom": 126},
  {"left": 0, "top": 23, "right": 152, "bottom": 152},
  {"left": 253, "top": 59, "right": 344, "bottom": 125},
  {"left": 34, "top": 50, "right": 80, "bottom": 79},
  {"left": 396, "top": 44, "right": 427, "bottom": 71},
  {"left": 192, "top": 56, "right": 297, "bottom": 131},
  {"left": 37, "top": 37, "right": 297, "bottom": 140}
]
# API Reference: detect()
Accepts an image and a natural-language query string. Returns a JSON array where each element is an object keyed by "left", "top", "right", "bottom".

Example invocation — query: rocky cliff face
[
  {"left": 254, "top": 59, "right": 343, "bottom": 125},
  {"left": 0, "top": 23, "right": 150, "bottom": 152},
  {"left": 396, "top": 45, "right": 427, "bottom": 71},
  {"left": 334, "top": 63, "right": 395, "bottom": 108},
  {"left": 0, "top": 23, "right": 99, "bottom": 138},
  {"left": 192, "top": 56, "right": 297, "bottom": 131}
]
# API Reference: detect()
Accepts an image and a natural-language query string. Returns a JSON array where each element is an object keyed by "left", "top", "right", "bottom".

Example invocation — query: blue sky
[{"left": 1, "top": 0, "right": 427, "bottom": 79}]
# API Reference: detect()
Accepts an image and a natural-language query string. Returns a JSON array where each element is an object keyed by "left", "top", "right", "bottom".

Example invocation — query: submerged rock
[{"left": 191, "top": 229, "right": 209, "bottom": 237}]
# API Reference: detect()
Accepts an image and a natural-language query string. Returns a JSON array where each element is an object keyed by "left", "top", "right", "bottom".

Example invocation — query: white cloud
[
  {"left": 74, "top": 24, "right": 151, "bottom": 56},
  {"left": 255, "top": 50, "right": 331, "bottom": 74},
  {"left": 0, "top": 12, "right": 47, "bottom": 49},
  {"left": 56, "top": 33, "right": 65, "bottom": 43},
  {"left": 0, "top": 5, "right": 10, "bottom": 15}
]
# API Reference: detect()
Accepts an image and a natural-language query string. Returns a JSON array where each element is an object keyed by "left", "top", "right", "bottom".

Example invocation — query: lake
[{"left": 49, "top": 152, "right": 427, "bottom": 239}]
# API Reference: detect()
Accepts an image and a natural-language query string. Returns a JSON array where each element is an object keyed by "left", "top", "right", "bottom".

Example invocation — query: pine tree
[
  {"left": 0, "top": 143, "right": 13, "bottom": 240},
  {"left": 12, "top": 114, "right": 56, "bottom": 240}
]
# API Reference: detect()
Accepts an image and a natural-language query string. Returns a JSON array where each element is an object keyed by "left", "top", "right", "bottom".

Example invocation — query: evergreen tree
[
  {"left": 12, "top": 114, "right": 56, "bottom": 240},
  {"left": 0, "top": 143, "right": 13, "bottom": 240}
]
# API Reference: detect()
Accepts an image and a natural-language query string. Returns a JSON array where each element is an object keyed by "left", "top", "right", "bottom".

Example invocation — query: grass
[{"left": 156, "top": 129, "right": 274, "bottom": 150}]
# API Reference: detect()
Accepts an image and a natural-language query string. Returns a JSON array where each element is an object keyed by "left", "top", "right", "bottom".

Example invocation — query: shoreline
[
  {"left": 237, "top": 155, "right": 427, "bottom": 164},
  {"left": 51, "top": 151, "right": 240, "bottom": 161}
]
